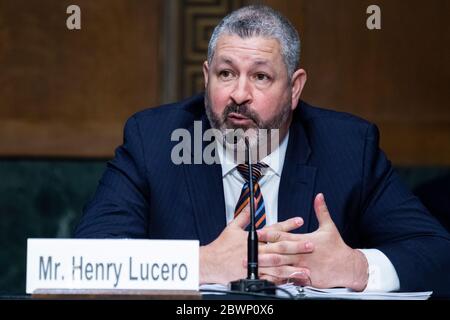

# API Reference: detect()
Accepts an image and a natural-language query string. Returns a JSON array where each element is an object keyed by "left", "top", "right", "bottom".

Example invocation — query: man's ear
[
  {"left": 203, "top": 61, "right": 209, "bottom": 89},
  {"left": 290, "top": 69, "right": 307, "bottom": 111}
]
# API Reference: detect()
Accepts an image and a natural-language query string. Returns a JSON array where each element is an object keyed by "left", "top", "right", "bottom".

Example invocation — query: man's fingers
[
  {"left": 231, "top": 207, "right": 250, "bottom": 229},
  {"left": 261, "top": 240, "right": 314, "bottom": 255},
  {"left": 260, "top": 271, "right": 311, "bottom": 286},
  {"left": 258, "top": 229, "right": 302, "bottom": 243},
  {"left": 286, "top": 273, "right": 313, "bottom": 287},
  {"left": 244, "top": 253, "right": 299, "bottom": 268},
  {"left": 314, "top": 193, "right": 332, "bottom": 226},
  {"left": 263, "top": 217, "right": 304, "bottom": 233},
  {"left": 257, "top": 253, "right": 300, "bottom": 267},
  {"left": 260, "top": 266, "right": 311, "bottom": 280}
]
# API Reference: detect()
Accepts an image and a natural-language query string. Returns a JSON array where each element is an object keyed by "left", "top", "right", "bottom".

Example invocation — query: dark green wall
[
  {"left": 0, "top": 160, "right": 449, "bottom": 294},
  {"left": 0, "top": 159, "right": 106, "bottom": 294}
]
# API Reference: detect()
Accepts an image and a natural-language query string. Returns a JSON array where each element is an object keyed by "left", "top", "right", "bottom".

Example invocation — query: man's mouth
[{"left": 227, "top": 113, "right": 255, "bottom": 126}]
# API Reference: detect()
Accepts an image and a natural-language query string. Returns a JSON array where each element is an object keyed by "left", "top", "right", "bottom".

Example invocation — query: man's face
[{"left": 203, "top": 35, "right": 301, "bottom": 140}]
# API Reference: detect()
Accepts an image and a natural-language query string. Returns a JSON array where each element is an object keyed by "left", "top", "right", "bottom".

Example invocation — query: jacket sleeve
[
  {"left": 74, "top": 115, "right": 150, "bottom": 238},
  {"left": 358, "top": 124, "right": 450, "bottom": 295}
]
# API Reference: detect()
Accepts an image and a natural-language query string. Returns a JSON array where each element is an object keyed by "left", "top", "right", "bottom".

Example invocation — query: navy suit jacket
[{"left": 75, "top": 94, "right": 450, "bottom": 294}]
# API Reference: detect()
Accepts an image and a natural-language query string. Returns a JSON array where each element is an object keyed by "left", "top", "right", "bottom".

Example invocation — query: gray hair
[{"left": 207, "top": 5, "right": 301, "bottom": 78}]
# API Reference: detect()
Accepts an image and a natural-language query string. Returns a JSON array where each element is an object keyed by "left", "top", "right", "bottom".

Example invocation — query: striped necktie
[{"left": 234, "top": 162, "right": 269, "bottom": 229}]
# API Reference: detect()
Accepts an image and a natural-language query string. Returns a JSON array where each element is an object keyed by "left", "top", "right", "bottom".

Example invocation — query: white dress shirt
[{"left": 216, "top": 131, "right": 400, "bottom": 292}]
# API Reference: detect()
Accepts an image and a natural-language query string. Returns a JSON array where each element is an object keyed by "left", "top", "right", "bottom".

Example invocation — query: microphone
[{"left": 230, "top": 137, "right": 276, "bottom": 294}]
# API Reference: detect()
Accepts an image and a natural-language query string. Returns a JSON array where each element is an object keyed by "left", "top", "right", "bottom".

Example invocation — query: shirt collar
[{"left": 217, "top": 131, "right": 290, "bottom": 178}]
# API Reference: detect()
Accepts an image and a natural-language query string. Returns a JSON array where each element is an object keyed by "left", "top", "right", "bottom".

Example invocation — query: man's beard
[
  {"left": 204, "top": 91, "right": 292, "bottom": 162},
  {"left": 204, "top": 91, "right": 292, "bottom": 133}
]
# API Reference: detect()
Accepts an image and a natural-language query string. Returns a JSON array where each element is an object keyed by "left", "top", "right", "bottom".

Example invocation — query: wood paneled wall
[
  {"left": 0, "top": 0, "right": 162, "bottom": 157},
  {"left": 1, "top": 0, "right": 449, "bottom": 165},
  {"left": 264, "top": 0, "right": 450, "bottom": 165}
]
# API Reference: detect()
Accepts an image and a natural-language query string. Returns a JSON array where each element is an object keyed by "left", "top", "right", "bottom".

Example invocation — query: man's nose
[{"left": 230, "top": 77, "right": 252, "bottom": 106}]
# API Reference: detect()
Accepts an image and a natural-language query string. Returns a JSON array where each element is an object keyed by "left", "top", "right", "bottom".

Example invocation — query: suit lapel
[
  {"left": 183, "top": 115, "right": 226, "bottom": 245},
  {"left": 278, "top": 111, "right": 317, "bottom": 233}
]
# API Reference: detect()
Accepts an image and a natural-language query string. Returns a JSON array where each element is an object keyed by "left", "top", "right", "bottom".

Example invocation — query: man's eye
[
  {"left": 219, "top": 70, "right": 233, "bottom": 79},
  {"left": 255, "top": 73, "right": 270, "bottom": 81}
]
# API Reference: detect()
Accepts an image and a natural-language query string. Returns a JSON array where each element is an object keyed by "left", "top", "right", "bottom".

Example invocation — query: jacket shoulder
[
  {"left": 298, "top": 101, "right": 373, "bottom": 129},
  {"left": 296, "top": 101, "right": 377, "bottom": 143}
]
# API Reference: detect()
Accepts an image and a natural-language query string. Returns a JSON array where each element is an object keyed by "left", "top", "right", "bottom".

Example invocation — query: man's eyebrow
[
  {"left": 216, "top": 57, "right": 234, "bottom": 65},
  {"left": 253, "top": 59, "right": 271, "bottom": 66},
  {"left": 216, "top": 57, "right": 272, "bottom": 67}
]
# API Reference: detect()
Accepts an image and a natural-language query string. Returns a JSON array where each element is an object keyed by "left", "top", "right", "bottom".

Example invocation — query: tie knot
[{"left": 237, "top": 163, "right": 268, "bottom": 182}]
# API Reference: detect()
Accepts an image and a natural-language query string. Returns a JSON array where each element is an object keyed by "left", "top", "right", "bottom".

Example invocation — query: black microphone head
[{"left": 244, "top": 136, "right": 250, "bottom": 149}]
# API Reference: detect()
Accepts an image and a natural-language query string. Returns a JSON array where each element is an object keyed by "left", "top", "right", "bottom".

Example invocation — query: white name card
[{"left": 26, "top": 239, "right": 199, "bottom": 293}]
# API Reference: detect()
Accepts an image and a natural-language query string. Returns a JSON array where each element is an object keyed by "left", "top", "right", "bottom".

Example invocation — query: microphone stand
[{"left": 230, "top": 138, "right": 276, "bottom": 294}]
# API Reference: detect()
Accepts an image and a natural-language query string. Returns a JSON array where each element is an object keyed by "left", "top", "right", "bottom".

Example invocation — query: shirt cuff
[{"left": 358, "top": 248, "right": 400, "bottom": 292}]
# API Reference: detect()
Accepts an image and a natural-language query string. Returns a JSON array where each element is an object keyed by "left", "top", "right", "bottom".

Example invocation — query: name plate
[{"left": 26, "top": 239, "right": 199, "bottom": 293}]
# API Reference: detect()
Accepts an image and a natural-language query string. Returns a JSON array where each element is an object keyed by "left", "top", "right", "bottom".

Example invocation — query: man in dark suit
[{"left": 75, "top": 5, "right": 450, "bottom": 294}]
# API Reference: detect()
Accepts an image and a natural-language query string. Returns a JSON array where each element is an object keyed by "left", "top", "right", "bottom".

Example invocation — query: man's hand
[
  {"left": 199, "top": 209, "right": 251, "bottom": 284},
  {"left": 200, "top": 207, "right": 308, "bottom": 285},
  {"left": 258, "top": 193, "right": 369, "bottom": 291},
  {"left": 253, "top": 216, "right": 314, "bottom": 285}
]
